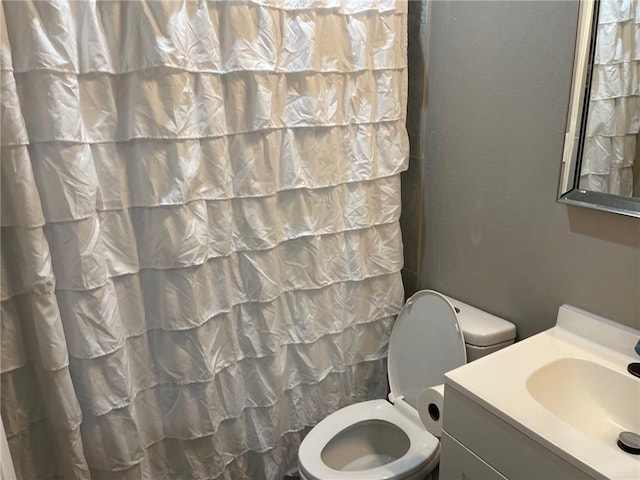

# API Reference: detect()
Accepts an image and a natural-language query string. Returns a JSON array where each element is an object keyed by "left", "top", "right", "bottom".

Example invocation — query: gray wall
[
  {"left": 406, "top": 1, "right": 640, "bottom": 339},
  {"left": 401, "top": 0, "right": 430, "bottom": 295}
]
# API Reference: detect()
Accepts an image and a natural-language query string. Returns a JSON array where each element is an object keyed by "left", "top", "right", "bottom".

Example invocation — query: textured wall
[
  {"left": 412, "top": 1, "right": 639, "bottom": 338},
  {"left": 401, "top": 0, "right": 429, "bottom": 296}
]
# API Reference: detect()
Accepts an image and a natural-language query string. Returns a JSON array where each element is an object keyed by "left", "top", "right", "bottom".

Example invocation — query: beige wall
[{"left": 404, "top": 1, "right": 640, "bottom": 339}]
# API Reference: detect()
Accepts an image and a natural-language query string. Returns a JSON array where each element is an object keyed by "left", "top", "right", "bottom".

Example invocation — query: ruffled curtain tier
[{"left": 581, "top": 0, "right": 640, "bottom": 195}]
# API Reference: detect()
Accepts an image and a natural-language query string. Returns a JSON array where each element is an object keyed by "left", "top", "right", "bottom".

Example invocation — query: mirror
[{"left": 559, "top": 0, "right": 640, "bottom": 217}]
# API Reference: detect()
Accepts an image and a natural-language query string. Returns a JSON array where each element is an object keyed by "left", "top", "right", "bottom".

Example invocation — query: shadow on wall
[
  {"left": 567, "top": 205, "right": 640, "bottom": 248},
  {"left": 401, "top": 0, "right": 429, "bottom": 298}
]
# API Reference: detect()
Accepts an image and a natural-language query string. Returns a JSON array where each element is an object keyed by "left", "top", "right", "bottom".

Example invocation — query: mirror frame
[{"left": 558, "top": 0, "right": 640, "bottom": 218}]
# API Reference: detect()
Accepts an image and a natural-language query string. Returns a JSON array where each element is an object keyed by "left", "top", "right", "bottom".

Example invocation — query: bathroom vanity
[{"left": 439, "top": 306, "right": 640, "bottom": 480}]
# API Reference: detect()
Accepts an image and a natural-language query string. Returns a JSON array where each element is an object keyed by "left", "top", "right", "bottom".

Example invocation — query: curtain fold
[
  {"left": 0, "top": 1, "right": 408, "bottom": 478},
  {"left": 581, "top": 0, "right": 640, "bottom": 195}
]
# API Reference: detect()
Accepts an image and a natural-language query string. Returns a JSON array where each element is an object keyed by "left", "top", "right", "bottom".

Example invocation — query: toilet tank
[{"left": 440, "top": 294, "right": 517, "bottom": 362}]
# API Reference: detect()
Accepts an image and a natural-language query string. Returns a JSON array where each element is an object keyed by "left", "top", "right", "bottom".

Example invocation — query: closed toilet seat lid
[
  {"left": 388, "top": 290, "right": 466, "bottom": 409},
  {"left": 298, "top": 399, "right": 439, "bottom": 480}
]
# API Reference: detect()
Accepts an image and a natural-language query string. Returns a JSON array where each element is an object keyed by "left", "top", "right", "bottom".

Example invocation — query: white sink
[
  {"left": 445, "top": 305, "right": 640, "bottom": 480},
  {"left": 527, "top": 357, "right": 640, "bottom": 445}
]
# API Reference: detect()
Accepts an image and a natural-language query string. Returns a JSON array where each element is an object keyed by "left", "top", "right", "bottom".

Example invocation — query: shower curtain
[
  {"left": 0, "top": 1, "right": 408, "bottom": 479},
  {"left": 581, "top": 0, "right": 640, "bottom": 196}
]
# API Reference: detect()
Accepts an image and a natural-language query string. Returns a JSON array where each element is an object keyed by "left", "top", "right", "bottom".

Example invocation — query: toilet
[{"left": 297, "top": 290, "right": 516, "bottom": 480}]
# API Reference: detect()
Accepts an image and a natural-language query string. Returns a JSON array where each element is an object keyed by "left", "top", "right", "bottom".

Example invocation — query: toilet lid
[{"left": 388, "top": 290, "right": 466, "bottom": 409}]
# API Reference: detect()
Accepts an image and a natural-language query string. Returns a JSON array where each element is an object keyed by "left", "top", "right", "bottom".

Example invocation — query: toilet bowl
[
  {"left": 298, "top": 399, "right": 440, "bottom": 480},
  {"left": 297, "top": 290, "right": 516, "bottom": 480}
]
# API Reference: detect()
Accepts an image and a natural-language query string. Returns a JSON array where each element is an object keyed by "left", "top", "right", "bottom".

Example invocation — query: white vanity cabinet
[{"left": 439, "top": 386, "right": 594, "bottom": 480}]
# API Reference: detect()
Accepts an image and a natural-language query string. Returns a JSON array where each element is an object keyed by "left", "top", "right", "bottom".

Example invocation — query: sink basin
[{"left": 527, "top": 358, "right": 640, "bottom": 444}]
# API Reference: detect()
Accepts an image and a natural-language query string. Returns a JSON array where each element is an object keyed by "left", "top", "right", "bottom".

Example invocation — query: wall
[
  {"left": 407, "top": 1, "right": 640, "bottom": 339},
  {"left": 400, "top": 0, "right": 429, "bottom": 296}
]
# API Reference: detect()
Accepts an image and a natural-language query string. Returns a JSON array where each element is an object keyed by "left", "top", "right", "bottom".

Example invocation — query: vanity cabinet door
[{"left": 440, "top": 431, "right": 507, "bottom": 480}]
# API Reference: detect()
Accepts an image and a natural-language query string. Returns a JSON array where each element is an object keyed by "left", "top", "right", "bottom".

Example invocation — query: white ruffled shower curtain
[
  {"left": 582, "top": 0, "right": 640, "bottom": 196},
  {"left": 0, "top": 1, "right": 408, "bottom": 478}
]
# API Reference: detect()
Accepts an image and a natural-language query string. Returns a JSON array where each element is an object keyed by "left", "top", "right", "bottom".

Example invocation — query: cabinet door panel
[{"left": 440, "top": 431, "right": 507, "bottom": 480}]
